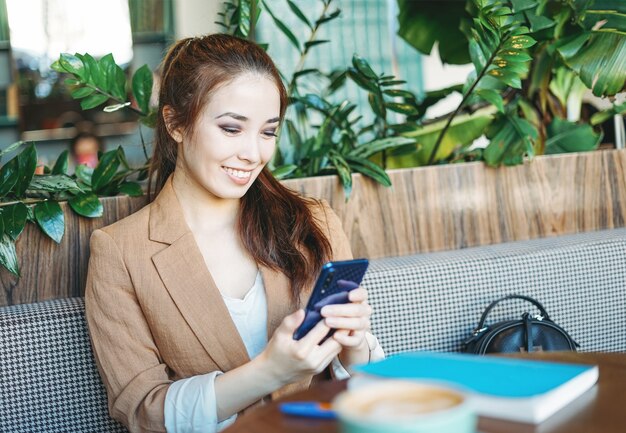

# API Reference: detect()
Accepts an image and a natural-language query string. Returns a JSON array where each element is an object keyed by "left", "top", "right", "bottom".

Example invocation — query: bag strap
[{"left": 474, "top": 294, "right": 552, "bottom": 333}]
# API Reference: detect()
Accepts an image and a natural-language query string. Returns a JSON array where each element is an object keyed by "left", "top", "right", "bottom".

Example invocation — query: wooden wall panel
[
  {"left": 0, "top": 196, "right": 148, "bottom": 307},
  {"left": 1, "top": 149, "right": 625, "bottom": 306},
  {"left": 283, "top": 149, "right": 626, "bottom": 258}
]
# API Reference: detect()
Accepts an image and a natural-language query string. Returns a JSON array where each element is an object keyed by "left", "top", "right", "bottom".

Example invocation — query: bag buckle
[{"left": 473, "top": 327, "right": 488, "bottom": 336}]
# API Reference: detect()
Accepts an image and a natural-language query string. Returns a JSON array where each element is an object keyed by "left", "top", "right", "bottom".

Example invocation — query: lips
[{"left": 222, "top": 166, "right": 254, "bottom": 185}]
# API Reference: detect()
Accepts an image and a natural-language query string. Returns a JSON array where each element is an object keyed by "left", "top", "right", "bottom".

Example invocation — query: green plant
[
  {"left": 395, "top": 0, "right": 625, "bottom": 166},
  {"left": 221, "top": 0, "right": 430, "bottom": 196},
  {"left": 0, "top": 53, "right": 155, "bottom": 274},
  {"left": 0, "top": 141, "right": 144, "bottom": 275}
]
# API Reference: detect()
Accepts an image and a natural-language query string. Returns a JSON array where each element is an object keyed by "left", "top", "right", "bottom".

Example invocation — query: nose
[{"left": 237, "top": 134, "right": 263, "bottom": 164}]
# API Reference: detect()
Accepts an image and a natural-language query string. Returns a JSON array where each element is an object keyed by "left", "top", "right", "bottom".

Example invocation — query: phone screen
[{"left": 293, "top": 259, "right": 369, "bottom": 340}]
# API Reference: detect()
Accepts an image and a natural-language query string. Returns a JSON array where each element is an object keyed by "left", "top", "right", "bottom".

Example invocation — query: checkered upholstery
[
  {"left": 364, "top": 228, "right": 626, "bottom": 355},
  {"left": 0, "top": 297, "right": 128, "bottom": 433},
  {"left": 1, "top": 229, "right": 625, "bottom": 431}
]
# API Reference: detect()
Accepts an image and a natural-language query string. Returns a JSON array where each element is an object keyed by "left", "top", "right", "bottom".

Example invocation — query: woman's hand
[
  {"left": 321, "top": 286, "right": 373, "bottom": 368},
  {"left": 257, "top": 309, "right": 343, "bottom": 387}
]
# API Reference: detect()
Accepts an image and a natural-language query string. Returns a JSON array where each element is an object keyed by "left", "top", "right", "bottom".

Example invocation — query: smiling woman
[
  {"left": 84, "top": 33, "right": 382, "bottom": 433},
  {"left": 166, "top": 73, "right": 280, "bottom": 200}
]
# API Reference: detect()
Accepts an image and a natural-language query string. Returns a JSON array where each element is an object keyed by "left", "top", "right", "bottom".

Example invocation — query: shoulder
[
  {"left": 307, "top": 199, "right": 353, "bottom": 261},
  {"left": 90, "top": 202, "right": 151, "bottom": 250},
  {"left": 307, "top": 199, "right": 341, "bottom": 230}
]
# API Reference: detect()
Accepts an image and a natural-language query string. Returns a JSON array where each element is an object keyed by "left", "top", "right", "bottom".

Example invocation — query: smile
[{"left": 222, "top": 166, "right": 253, "bottom": 180}]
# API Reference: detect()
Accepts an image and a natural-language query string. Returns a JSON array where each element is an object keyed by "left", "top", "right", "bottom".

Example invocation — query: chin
[{"left": 214, "top": 181, "right": 256, "bottom": 199}]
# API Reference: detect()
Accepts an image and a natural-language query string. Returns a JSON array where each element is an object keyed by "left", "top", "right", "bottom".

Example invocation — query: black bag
[{"left": 462, "top": 294, "right": 579, "bottom": 354}]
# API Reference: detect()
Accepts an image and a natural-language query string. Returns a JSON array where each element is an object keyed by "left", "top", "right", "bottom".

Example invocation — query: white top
[{"left": 163, "top": 273, "right": 384, "bottom": 433}]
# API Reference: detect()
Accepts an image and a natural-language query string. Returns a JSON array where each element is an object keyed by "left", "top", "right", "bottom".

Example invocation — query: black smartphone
[{"left": 293, "top": 258, "right": 369, "bottom": 340}]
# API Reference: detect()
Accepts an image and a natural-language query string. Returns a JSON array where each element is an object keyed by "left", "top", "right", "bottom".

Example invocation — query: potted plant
[{"left": 1, "top": 0, "right": 625, "bottom": 306}]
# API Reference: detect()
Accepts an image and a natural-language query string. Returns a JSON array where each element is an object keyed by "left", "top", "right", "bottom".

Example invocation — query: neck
[{"left": 171, "top": 168, "right": 239, "bottom": 234}]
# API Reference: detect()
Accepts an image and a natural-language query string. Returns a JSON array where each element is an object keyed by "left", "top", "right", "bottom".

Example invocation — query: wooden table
[{"left": 224, "top": 352, "right": 626, "bottom": 433}]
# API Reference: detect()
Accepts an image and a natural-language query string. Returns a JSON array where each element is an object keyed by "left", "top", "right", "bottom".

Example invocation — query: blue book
[{"left": 353, "top": 351, "right": 598, "bottom": 423}]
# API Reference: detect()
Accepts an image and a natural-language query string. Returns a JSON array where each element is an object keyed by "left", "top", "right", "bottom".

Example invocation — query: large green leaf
[
  {"left": 544, "top": 118, "right": 602, "bottom": 154},
  {"left": 34, "top": 201, "right": 65, "bottom": 243},
  {"left": 590, "top": 101, "right": 626, "bottom": 126},
  {"left": 68, "top": 192, "right": 103, "bottom": 218},
  {"left": 286, "top": 0, "right": 312, "bottom": 30},
  {"left": 51, "top": 150, "right": 69, "bottom": 175},
  {"left": 262, "top": 0, "right": 301, "bottom": 53},
  {"left": 15, "top": 143, "right": 37, "bottom": 196},
  {"left": 388, "top": 107, "right": 495, "bottom": 167},
  {"left": 59, "top": 53, "right": 85, "bottom": 79},
  {"left": 349, "top": 136, "right": 415, "bottom": 159},
  {"left": 272, "top": 164, "right": 298, "bottom": 180},
  {"left": 396, "top": 0, "right": 470, "bottom": 65},
  {"left": 132, "top": 65, "right": 153, "bottom": 114},
  {"left": 27, "top": 174, "right": 81, "bottom": 193},
  {"left": 80, "top": 93, "right": 109, "bottom": 110},
  {"left": 483, "top": 113, "right": 538, "bottom": 166},
  {"left": 0, "top": 157, "right": 19, "bottom": 197},
  {"left": 75, "top": 164, "right": 93, "bottom": 187},
  {"left": 559, "top": 32, "right": 626, "bottom": 96},
  {"left": 347, "top": 68, "right": 378, "bottom": 93},
  {"left": 1, "top": 202, "right": 28, "bottom": 241},
  {"left": 0, "top": 234, "right": 19, "bottom": 276},
  {"left": 328, "top": 151, "right": 352, "bottom": 198},
  {"left": 352, "top": 55, "right": 378, "bottom": 80},
  {"left": 91, "top": 149, "right": 120, "bottom": 192},
  {"left": 344, "top": 155, "right": 392, "bottom": 187},
  {"left": 118, "top": 182, "right": 143, "bottom": 197},
  {"left": 0, "top": 140, "right": 26, "bottom": 158}
]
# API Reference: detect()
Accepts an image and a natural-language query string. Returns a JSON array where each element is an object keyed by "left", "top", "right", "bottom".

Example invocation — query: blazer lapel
[{"left": 149, "top": 180, "right": 250, "bottom": 372}]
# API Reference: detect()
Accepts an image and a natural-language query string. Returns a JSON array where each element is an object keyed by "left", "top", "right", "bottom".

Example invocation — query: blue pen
[{"left": 279, "top": 401, "right": 337, "bottom": 419}]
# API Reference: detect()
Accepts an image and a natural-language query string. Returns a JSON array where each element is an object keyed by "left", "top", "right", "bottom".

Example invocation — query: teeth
[{"left": 224, "top": 167, "right": 252, "bottom": 179}]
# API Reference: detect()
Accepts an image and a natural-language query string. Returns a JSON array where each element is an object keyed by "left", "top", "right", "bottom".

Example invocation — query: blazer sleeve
[{"left": 85, "top": 229, "right": 170, "bottom": 433}]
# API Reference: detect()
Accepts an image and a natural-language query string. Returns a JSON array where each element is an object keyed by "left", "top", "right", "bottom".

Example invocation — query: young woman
[{"left": 85, "top": 34, "right": 383, "bottom": 433}]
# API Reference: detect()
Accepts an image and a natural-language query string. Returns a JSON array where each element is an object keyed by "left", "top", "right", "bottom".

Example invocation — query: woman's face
[{"left": 172, "top": 73, "right": 281, "bottom": 200}]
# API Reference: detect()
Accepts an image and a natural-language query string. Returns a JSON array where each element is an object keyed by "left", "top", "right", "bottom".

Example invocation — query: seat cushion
[
  {"left": 364, "top": 228, "right": 626, "bottom": 355},
  {"left": 0, "top": 297, "right": 127, "bottom": 433}
]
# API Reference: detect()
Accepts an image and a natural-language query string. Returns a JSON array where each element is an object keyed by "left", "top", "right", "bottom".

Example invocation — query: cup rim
[{"left": 333, "top": 380, "right": 471, "bottom": 425}]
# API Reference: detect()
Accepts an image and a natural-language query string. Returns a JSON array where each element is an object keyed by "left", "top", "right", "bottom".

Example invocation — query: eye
[
  {"left": 219, "top": 125, "right": 240, "bottom": 135},
  {"left": 263, "top": 129, "right": 278, "bottom": 138}
]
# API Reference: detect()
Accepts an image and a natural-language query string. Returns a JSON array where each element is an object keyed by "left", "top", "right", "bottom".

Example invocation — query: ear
[{"left": 162, "top": 105, "right": 183, "bottom": 143}]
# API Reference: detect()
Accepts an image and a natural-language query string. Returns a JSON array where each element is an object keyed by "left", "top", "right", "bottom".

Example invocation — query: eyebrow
[{"left": 215, "top": 112, "right": 280, "bottom": 124}]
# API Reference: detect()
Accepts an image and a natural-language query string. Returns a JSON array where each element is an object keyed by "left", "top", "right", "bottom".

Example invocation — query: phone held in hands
[{"left": 293, "top": 258, "right": 369, "bottom": 341}]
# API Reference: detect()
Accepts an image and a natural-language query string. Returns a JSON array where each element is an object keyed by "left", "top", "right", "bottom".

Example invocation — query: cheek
[{"left": 260, "top": 140, "right": 277, "bottom": 162}]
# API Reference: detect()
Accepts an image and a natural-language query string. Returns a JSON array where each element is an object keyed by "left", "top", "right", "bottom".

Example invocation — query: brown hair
[{"left": 149, "top": 33, "right": 332, "bottom": 303}]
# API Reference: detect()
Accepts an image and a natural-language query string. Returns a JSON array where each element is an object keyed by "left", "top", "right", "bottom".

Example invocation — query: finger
[
  {"left": 333, "top": 330, "right": 366, "bottom": 347},
  {"left": 348, "top": 287, "right": 368, "bottom": 303},
  {"left": 321, "top": 302, "right": 372, "bottom": 318},
  {"left": 278, "top": 309, "right": 305, "bottom": 333},
  {"left": 312, "top": 336, "right": 343, "bottom": 367},
  {"left": 299, "top": 318, "right": 333, "bottom": 347},
  {"left": 325, "top": 316, "right": 370, "bottom": 331},
  {"left": 336, "top": 280, "right": 359, "bottom": 291}
]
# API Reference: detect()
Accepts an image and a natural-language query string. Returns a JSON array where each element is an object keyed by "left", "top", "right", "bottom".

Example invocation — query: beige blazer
[{"left": 85, "top": 179, "right": 353, "bottom": 433}]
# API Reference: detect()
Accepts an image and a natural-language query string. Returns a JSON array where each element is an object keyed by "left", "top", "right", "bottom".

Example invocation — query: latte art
[
  {"left": 357, "top": 389, "right": 462, "bottom": 418},
  {"left": 334, "top": 381, "right": 477, "bottom": 433}
]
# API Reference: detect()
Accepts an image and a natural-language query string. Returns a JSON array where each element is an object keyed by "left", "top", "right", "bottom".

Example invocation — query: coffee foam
[{"left": 335, "top": 381, "right": 464, "bottom": 420}]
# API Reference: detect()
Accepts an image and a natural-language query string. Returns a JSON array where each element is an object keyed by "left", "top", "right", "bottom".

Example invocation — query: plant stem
[
  {"left": 138, "top": 124, "right": 150, "bottom": 162},
  {"left": 286, "top": 1, "right": 332, "bottom": 99},
  {"left": 0, "top": 198, "right": 48, "bottom": 207},
  {"left": 426, "top": 43, "right": 502, "bottom": 165},
  {"left": 249, "top": 0, "right": 258, "bottom": 41},
  {"left": 84, "top": 83, "right": 146, "bottom": 117}
]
